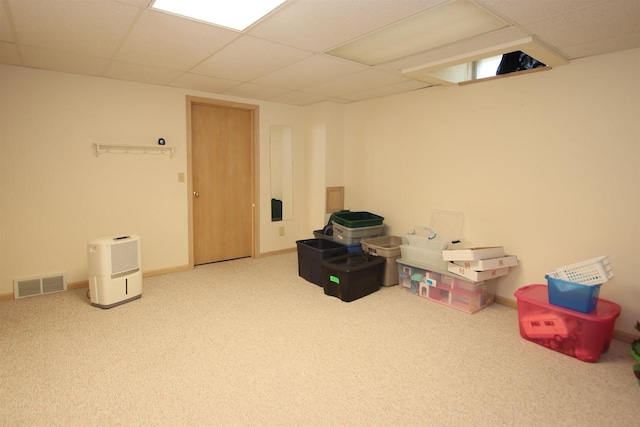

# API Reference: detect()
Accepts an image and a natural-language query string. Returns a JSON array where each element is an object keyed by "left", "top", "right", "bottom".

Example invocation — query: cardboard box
[
  {"left": 452, "top": 255, "right": 518, "bottom": 271},
  {"left": 442, "top": 246, "right": 505, "bottom": 261},
  {"left": 448, "top": 263, "right": 509, "bottom": 281}
]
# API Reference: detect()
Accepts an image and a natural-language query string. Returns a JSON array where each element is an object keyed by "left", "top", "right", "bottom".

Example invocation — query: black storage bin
[
  {"left": 296, "top": 239, "right": 347, "bottom": 286},
  {"left": 321, "top": 253, "right": 386, "bottom": 302}
]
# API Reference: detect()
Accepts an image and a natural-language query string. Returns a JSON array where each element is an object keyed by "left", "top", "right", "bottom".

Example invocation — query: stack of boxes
[
  {"left": 544, "top": 256, "right": 614, "bottom": 313},
  {"left": 514, "top": 256, "right": 620, "bottom": 362},
  {"left": 297, "top": 211, "right": 388, "bottom": 302},
  {"left": 296, "top": 238, "right": 348, "bottom": 286},
  {"left": 299, "top": 208, "right": 622, "bottom": 362},
  {"left": 397, "top": 260, "right": 499, "bottom": 314},
  {"left": 329, "top": 211, "right": 384, "bottom": 252},
  {"left": 443, "top": 246, "right": 518, "bottom": 281},
  {"left": 399, "top": 210, "right": 465, "bottom": 271},
  {"left": 396, "top": 210, "right": 517, "bottom": 314}
]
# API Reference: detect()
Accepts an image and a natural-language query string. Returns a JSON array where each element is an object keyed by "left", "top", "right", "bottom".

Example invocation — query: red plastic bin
[{"left": 514, "top": 284, "right": 621, "bottom": 362}]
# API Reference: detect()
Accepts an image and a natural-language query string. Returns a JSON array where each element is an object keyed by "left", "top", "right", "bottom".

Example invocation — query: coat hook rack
[{"left": 94, "top": 143, "right": 175, "bottom": 158}]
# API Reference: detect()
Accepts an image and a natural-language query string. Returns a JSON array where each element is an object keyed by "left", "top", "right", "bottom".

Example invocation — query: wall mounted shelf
[{"left": 94, "top": 143, "right": 175, "bottom": 158}]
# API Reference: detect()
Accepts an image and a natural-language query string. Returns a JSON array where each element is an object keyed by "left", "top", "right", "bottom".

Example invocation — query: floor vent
[{"left": 14, "top": 273, "right": 67, "bottom": 299}]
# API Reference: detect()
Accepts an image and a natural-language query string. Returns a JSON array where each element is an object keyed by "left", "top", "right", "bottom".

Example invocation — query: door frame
[{"left": 186, "top": 96, "right": 260, "bottom": 267}]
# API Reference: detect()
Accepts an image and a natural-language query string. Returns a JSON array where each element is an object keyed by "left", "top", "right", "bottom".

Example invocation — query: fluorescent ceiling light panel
[
  {"left": 150, "top": 0, "right": 287, "bottom": 31},
  {"left": 326, "top": 0, "right": 509, "bottom": 66}
]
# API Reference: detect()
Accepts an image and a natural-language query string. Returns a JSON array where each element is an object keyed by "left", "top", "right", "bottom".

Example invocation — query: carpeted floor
[{"left": 1, "top": 252, "right": 638, "bottom": 426}]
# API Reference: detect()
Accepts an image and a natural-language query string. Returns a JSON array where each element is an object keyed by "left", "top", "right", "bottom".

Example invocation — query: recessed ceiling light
[
  {"left": 150, "top": 0, "right": 287, "bottom": 31},
  {"left": 326, "top": 0, "right": 509, "bottom": 66}
]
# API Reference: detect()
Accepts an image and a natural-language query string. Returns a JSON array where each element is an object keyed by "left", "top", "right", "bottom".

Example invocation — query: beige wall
[
  {"left": 304, "top": 102, "right": 345, "bottom": 231},
  {"left": 1, "top": 48, "right": 638, "bottom": 334},
  {"left": 342, "top": 48, "right": 640, "bottom": 335},
  {"left": 0, "top": 65, "right": 308, "bottom": 296}
]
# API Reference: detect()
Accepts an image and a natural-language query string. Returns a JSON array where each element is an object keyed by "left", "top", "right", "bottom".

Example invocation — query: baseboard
[
  {"left": 142, "top": 264, "right": 192, "bottom": 277},
  {"left": 0, "top": 292, "right": 13, "bottom": 301},
  {"left": 68, "top": 281, "right": 88, "bottom": 290},
  {"left": 495, "top": 295, "right": 517, "bottom": 309},
  {"left": 613, "top": 330, "right": 636, "bottom": 344},
  {"left": 260, "top": 247, "right": 296, "bottom": 257},
  {"left": 33, "top": 265, "right": 194, "bottom": 294}
]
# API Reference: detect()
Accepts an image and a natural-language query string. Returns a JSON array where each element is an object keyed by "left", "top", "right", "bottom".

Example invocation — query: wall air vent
[{"left": 14, "top": 273, "right": 67, "bottom": 299}]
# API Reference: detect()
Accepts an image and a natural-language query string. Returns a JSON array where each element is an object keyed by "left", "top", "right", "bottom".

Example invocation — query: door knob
[{"left": 193, "top": 191, "right": 199, "bottom": 198}]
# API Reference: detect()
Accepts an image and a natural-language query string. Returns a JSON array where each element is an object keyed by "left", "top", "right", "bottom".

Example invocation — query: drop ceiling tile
[
  {"left": 252, "top": 54, "right": 368, "bottom": 91},
  {"left": 476, "top": 0, "right": 606, "bottom": 25},
  {"left": 168, "top": 73, "right": 241, "bottom": 93},
  {"left": 8, "top": 0, "right": 140, "bottom": 58},
  {"left": 116, "top": 0, "right": 150, "bottom": 6},
  {"left": 20, "top": 46, "right": 109, "bottom": 76},
  {"left": 116, "top": 9, "right": 240, "bottom": 71},
  {"left": 326, "top": 0, "right": 510, "bottom": 66},
  {"left": 1, "top": 0, "right": 15, "bottom": 42},
  {"left": 375, "top": 26, "right": 532, "bottom": 73},
  {"left": 191, "top": 36, "right": 312, "bottom": 81},
  {"left": 303, "top": 69, "right": 409, "bottom": 98},
  {"left": 525, "top": 1, "right": 640, "bottom": 48},
  {"left": 103, "top": 61, "right": 184, "bottom": 85},
  {"left": 0, "top": 41, "right": 20, "bottom": 65},
  {"left": 267, "top": 90, "right": 330, "bottom": 106},
  {"left": 2, "top": 0, "right": 639, "bottom": 106},
  {"left": 223, "top": 82, "right": 289, "bottom": 100},
  {"left": 249, "top": 0, "right": 448, "bottom": 52},
  {"left": 561, "top": 31, "right": 640, "bottom": 59},
  {"left": 343, "top": 79, "right": 432, "bottom": 102},
  {"left": 327, "top": 98, "right": 353, "bottom": 104}
]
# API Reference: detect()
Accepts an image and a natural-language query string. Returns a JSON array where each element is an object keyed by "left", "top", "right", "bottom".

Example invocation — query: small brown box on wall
[{"left": 326, "top": 186, "right": 344, "bottom": 213}]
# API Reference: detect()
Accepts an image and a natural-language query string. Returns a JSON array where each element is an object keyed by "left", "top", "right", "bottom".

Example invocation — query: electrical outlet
[{"left": 279, "top": 226, "right": 285, "bottom": 236}]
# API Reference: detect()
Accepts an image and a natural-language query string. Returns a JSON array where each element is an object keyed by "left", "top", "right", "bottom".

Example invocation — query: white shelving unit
[{"left": 94, "top": 143, "right": 175, "bottom": 158}]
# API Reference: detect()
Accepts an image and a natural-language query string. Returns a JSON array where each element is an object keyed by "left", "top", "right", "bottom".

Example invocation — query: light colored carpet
[{"left": 1, "top": 252, "right": 638, "bottom": 426}]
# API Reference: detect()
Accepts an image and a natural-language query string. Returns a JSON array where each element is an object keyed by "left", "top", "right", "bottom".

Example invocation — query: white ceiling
[{"left": 1, "top": 0, "right": 638, "bottom": 106}]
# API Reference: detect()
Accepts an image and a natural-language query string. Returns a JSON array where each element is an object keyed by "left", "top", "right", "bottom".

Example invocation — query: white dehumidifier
[{"left": 88, "top": 235, "right": 142, "bottom": 309}]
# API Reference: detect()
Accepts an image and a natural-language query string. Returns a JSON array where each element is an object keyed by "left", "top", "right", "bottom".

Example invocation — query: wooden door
[{"left": 192, "top": 103, "right": 253, "bottom": 265}]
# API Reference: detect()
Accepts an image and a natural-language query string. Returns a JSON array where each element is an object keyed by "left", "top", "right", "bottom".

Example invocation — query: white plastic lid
[{"left": 429, "top": 209, "right": 464, "bottom": 242}]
